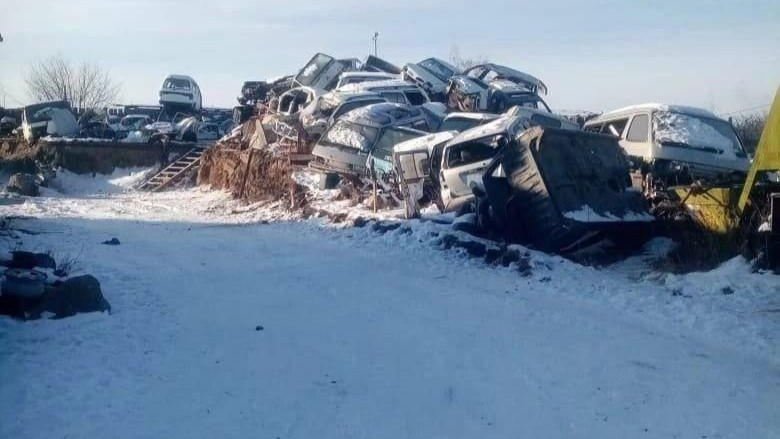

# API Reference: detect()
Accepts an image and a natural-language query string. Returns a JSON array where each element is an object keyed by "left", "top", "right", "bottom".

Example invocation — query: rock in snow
[{"left": 6, "top": 173, "right": 39, "bottom": 196}]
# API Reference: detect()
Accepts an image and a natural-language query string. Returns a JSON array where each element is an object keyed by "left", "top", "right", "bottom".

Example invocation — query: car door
[
  {"left": 440, "top": 140, "right": 499, "bottom": 205},
  {"left": 394, "top": 148, "right": 431, "bottom": 217},
  {"left": 620, "top": 113, "right": 651, "bottom": 159}
]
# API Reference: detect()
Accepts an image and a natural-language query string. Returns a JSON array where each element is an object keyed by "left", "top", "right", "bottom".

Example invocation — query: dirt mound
[
  {"left": 197, "top": 117, "right": 306, "bottom": 207},
  {"left": 0, "top": 137, "right": 46, "bottom": 174}
]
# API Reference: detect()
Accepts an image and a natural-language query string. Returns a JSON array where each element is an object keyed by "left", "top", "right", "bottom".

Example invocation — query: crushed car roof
[
  {"left": 446, "top": 115, "right": 522, "bottom": 146},
  {"left": 591, "top": 103, "right": 721, "bottom": 121},
  {"left": 339, "top": 71, "right": 398, "bottom": 79},
  {"left": 337, "top": 79, "right": 419, "bottom": 92},
  {"left": 339, "top": 102, "right": 423, "bottom": 127},
  {"left": 394, "top": 130, "right": 458, "bottom": 154},
  {"left": 321, "top": 90, "right": 383, "bottom": 102}
]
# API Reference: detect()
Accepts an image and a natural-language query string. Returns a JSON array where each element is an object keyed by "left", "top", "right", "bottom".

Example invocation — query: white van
[
  {"left": 159, "top": 75, "right": 203, "bottom": 112},
  {"left": 584, "top": 104, "right": 749, "bottom": 184}
]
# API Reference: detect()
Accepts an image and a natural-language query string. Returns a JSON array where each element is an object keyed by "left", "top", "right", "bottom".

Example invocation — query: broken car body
[
  {"left": 299, "top": 90, "right": 387, "bottom": 137},
  {"left": 463, "top": 63, "right": 548, "bottom": 95},
  {"left": 310, "top": 102, "right": 431, "bottom": 176},
  {"left": 294, "top": 53, "right": 358, "bottom": 92},
  {"left": 446, "top": 75, "right": 552, "bottom": 114},
  {"left": 477, "top": 126, "right": 652, "bottom": 253},
  {"left": 394, "top": 109, "right": 580, "bottom": 215},
  {"left": 402, "top": 57, "right": 459, "bottom": 101}
]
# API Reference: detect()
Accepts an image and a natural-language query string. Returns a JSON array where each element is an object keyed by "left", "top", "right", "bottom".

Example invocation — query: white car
[{"left": 159, "top": 75, "right": 202, "bottom": 112}]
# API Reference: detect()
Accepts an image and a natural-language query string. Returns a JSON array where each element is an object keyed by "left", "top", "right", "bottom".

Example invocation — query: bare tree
[
  {"left": 731, "top": 113, "right": 767, "bottom": 154},
  {"left": 25, "top": 55, "right": 120, "bottom": 111},
  {"left": 449, "top": 45, "right": 489, "bottom": 71}
]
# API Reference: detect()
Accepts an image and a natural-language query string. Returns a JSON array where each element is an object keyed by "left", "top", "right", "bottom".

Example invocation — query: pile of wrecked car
[
  {"left": 4, "top": 48, "right": 776, "bottom": 265},
  {"left": 208, "top": 50, "right": 777, "bottom": 266}
]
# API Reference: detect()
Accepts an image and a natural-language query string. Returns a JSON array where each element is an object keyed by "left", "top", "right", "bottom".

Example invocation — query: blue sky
[{"left": 1, "top": 0, "right": 778, "bottom": 115}]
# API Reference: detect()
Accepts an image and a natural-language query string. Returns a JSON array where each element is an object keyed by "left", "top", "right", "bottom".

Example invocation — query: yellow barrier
[{"left": 738, "top": 87, "right": 780, "bottom": 212}]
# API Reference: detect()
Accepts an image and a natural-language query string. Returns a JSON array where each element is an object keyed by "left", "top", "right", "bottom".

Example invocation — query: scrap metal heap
[
  {"left": 177, "top": 51, "right": 780, "bottom": 264},
  {"left": 197, "top": 112, "right": 307, "bottom": 207}
]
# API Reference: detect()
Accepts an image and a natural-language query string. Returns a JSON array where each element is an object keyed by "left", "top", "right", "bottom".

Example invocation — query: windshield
[
  {"left": 321, "top": 121, "right": 379, "bottom": 152},
  {"left": 419, "top": 58, "right": 455, "bottom": 82},
  {"left": 164, "top": 78, "right": 190, "bottom": 90},
  {"left": 372, "top": 127, "right": 423, "bottom": 160},
  {"left": 653, "top": 111, "right": 744, "bottom": 157},
  {"left": 296, "top": 54, "right": 334, "bottom": 87}
]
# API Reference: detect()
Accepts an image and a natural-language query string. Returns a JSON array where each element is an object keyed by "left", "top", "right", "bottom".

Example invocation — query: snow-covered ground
[{"left": 1, "top": 169, "right": 778, "bottom": 438}]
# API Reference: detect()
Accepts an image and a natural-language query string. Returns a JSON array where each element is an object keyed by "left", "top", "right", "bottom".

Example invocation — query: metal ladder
[{"left": 137, "top": 147, "right": 205, "bottom": 192}]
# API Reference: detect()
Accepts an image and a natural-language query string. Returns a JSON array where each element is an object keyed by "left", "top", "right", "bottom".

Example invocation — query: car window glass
[
  {"left": 440, "top": 118, "right": 480, "bottom": 132},
  {"left": 601, "top": 118, "right": 628, "bottom": 137},
  {"left": 380, "top": 92, "right": 406, "bottom": 104},
  {"left": 446, "top": 136, "right": 501, "bottom": 168},
  {"left": 404, "top": 91, "right": 427, "bottom": 106},
  {"left": 530, "top": 113, "right": 562, "bottom": 129},
  {"left": 626, "top": 114, "right": 649, "bottom": 142},
  {"left": 584, "top": 123, "right": 602, "bottom": 133},
  {"left": 372, "top": 127, "right": 422, "bottom": 160}
]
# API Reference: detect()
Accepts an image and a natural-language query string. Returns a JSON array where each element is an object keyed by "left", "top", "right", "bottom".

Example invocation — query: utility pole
[{"left": 372, "top": 32, "right": 379, "bottom": 57}]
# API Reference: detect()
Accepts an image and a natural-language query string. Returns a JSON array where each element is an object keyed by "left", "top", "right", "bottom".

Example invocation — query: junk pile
[
  {"left": 197, "top": 117, "right": 306, "bottom": 206},
  {"left": 0, "top": 251, "right": 111, "bottom": 320},
  {"left": 186, "top": 50, "right": 779, "bottom": 265}
]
